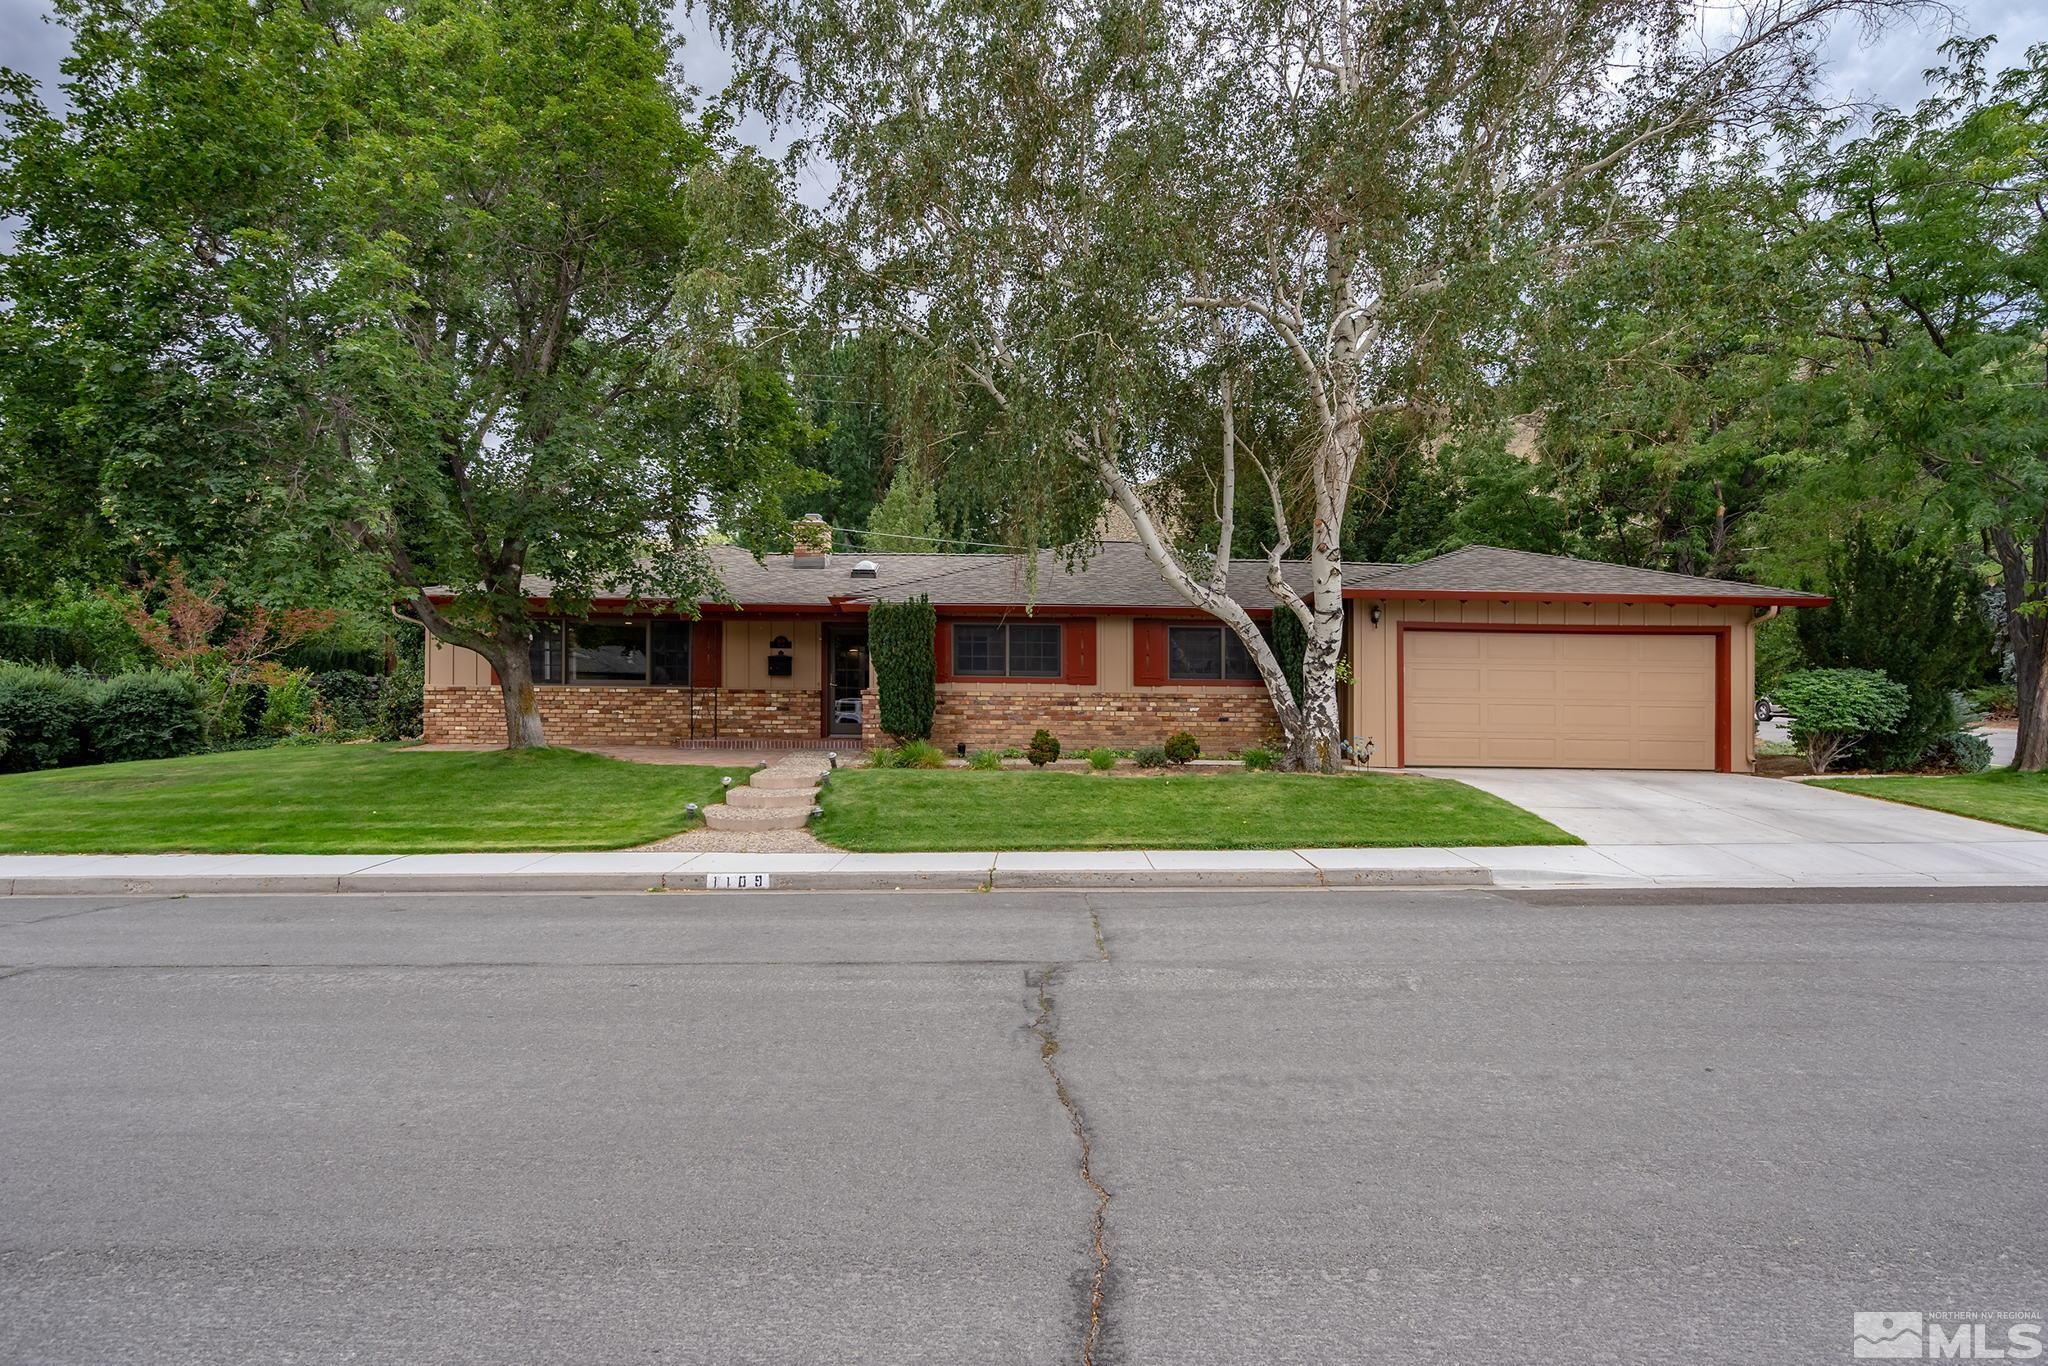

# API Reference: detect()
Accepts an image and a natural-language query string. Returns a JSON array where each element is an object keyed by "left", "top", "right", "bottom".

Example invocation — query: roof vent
[{"left": 850, "top": 560, "right": 879, "bottom": 579}]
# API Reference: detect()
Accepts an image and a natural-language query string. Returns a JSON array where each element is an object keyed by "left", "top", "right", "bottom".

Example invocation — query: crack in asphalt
[{"left": 1028, "top": 964, "right": 1112, "bottom": 1365}]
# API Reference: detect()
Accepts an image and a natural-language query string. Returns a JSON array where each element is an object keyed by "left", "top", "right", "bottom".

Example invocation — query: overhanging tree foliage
[
  {"left": 0, "top": 0, "right": 814, "bottom": 747},
  {"left": 868, "top": 595, "right": 936, "bottom": 741},
  {"left": 713, "top": 0, "right": 1919, "bottom": 769}
]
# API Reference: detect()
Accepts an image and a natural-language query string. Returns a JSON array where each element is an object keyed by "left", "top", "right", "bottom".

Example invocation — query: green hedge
[
  {"left": 0, "top": 665, "right": 92, "bottom": 772},
  {"left": 0, "top": 664, "right": 209, "bottom": 772},
  {"left": 89, "top": 673, "right": 205, "bottom": 763},
  {"left": 869, "top": 594, "right": 936, "bottom": 742}
]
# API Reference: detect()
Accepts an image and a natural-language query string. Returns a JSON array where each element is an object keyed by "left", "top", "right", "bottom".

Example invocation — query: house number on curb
[{"left": 705, "top": 873, "right": 773, "bottom": 890}]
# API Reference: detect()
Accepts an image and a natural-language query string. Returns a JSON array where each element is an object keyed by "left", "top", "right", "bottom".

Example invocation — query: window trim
[{"left": 949, "top": 620, "right": 1064, "bottom": 680}]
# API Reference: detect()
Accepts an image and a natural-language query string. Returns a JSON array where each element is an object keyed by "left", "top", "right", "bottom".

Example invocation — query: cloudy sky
[{"left": 3, "top": 0, "right": 2046, "bottom": 178}]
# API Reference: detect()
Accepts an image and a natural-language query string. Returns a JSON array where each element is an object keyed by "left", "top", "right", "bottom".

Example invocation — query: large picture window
[
  {"left": 525, "top": 619, "right": 692, "bottom": 685},
  {"left": 1168, "top": 624, "right": 1261, "bottom": 681},
  {"left": 952, "top": 621, "right": 1062, "bottom": 678}
]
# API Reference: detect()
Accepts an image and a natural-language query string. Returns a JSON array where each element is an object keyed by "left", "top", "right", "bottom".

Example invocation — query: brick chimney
[{"left": 791, "top": 512, "right": 831, "bottom": 562}]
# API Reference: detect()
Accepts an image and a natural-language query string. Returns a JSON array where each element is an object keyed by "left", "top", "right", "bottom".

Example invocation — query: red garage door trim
[{"left": 1396, "top": 622, "right": 1732, "bottom": 772}]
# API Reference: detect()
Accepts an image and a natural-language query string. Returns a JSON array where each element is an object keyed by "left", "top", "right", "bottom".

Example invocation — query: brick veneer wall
[
  {"left": 424, "top": 686, "right": 822, "bottom": 744},
  {"left": 857, "top": 685, "right": 1279, "bottom": 753}
]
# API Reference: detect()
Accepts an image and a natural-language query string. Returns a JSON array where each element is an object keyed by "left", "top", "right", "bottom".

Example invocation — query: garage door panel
[
  {"left": 1407, "top": 700, "right": 1484, "bottom": 729},
  {"left": 1487, "top": 701, "right": 1560, "bottom": 728},
  {"left": 1405, "top": 630, "right": 1719, "bottom": 771}
]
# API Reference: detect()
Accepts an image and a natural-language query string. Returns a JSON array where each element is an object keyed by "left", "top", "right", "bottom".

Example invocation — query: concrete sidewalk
[{"left": 7, "top": 837, "right": 2048, "bottom": 894}]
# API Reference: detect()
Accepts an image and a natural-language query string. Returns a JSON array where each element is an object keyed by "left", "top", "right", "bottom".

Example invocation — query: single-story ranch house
[{"left": 424, "top": 526, "right": 1826, "bottom": 772}]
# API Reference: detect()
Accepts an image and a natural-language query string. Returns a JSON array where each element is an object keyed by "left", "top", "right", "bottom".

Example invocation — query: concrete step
[
  {"left": 726, "top": 785, "right": 820, "bottom": 810},
  {"left": 751, "top": 766, "right": 832, "bottom": 790},
  {"left": 703, "top": 804, "right": 814, "bottom": 831}
]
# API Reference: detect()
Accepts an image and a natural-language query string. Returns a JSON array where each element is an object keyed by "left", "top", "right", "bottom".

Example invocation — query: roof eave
[{"left": 1342, "top": 588, "right": 1831, "bottom": 608}]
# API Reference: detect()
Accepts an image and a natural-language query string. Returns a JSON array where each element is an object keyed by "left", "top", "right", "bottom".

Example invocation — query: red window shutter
[
  {"left": 1132, "top": 619, "right": 1167, "bottom": 686},
  {"left": 691, "top": 620, "right": 723, "bottom": 688},
  {"left": 1062, "top": 619, "right": 1097, "bottom": 685},
  {"left": 934, "top": 620, "right": 953, "bottom": 683}
]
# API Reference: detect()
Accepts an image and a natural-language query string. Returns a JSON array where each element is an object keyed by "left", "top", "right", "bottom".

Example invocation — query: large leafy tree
[
  {"left": 714, "top": 0, "right": 1917, "bottom": 769},
  {"left": 1, "top": 0, "right": 810, "bottom": 745},
  {"left": 1777, "top": 40, "right": 2048, "bottom": 767}
]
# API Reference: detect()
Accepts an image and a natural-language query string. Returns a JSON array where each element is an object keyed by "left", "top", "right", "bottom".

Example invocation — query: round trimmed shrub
[
  {"left": 1131, "top": 744, "right": 1169, "bottom": 768},
  {"left": 0, "top": 664, "right": 91, "bottom": 772},
  {"left": 1027, "top": 729, "right": 1061, "bottom": 766},
  {"left": 87, "top": 672, "right": 204, "bottom": 763},
  {"left": 1774, "top": 668, "right": 1910, "bottom": 774},
  {"left": 1163, "top": 731, "right": 1200, "bottom": 765},
  {"left": 1085, "top": 747, "right": 1117, "bottom": 771}
]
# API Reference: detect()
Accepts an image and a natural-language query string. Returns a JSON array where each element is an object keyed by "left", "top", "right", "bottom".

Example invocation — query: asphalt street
[{"left": 2, "top": 887, "right": 2044, "bottom": 1364}]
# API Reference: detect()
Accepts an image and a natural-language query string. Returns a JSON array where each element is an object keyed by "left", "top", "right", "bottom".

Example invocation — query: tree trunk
[
  {"left": 1993, "top": 525, "right": 2047, "bottom": 773},
  {"left": 493, "top": 639, "right": 547, "bottom": 750},
  {"left": 2012, "top": 612, "right": 2047, "bottom": 772}
]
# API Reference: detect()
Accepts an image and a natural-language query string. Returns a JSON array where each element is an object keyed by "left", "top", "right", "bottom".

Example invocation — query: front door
[{"left": 824, "top": 625, "right": 869, "bottom": 737}]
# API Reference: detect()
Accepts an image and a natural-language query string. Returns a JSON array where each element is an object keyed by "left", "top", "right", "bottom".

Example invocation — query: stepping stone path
[{"left": 702, "top": 752, "right": 833, "bottom": 832}]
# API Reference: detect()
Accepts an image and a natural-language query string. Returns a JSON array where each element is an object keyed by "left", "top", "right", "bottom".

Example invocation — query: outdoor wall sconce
[
  {"left": 1369, "top": 603, "right": 1383, "bottom": 626},
  {"left": 769, "top": 635, "right": 792, "bottom": 649}
]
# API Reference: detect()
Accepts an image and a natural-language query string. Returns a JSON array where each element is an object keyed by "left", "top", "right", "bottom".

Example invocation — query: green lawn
[
  {"left": 812, "top": 768, "right": 1580, "bottom": 851},
  {"left": 1814, "top": 768, "right": 2048, "bottom": 835},
  {"left": 0, "top": 744, "right": 752, "bottom": 853}
]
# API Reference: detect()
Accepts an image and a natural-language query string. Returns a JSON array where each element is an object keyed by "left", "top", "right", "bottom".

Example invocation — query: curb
[{"left": 0, "top": 866, "right": 1497, "bottom": 896}]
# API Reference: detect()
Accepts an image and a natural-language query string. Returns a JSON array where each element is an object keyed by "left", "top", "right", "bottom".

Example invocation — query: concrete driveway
[{"left": 1429, "top": 767, "right": 2035, "bottom": 846}]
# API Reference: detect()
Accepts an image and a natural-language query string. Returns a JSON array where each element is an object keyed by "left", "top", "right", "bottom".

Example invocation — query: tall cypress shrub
[
  {"left": 1796, "top": 523, "right": 1995, "bottom": 768},
  {"left": 1270, "top": 610, "right": 1306, "bottom": 708},
  {"left": 869, "top": 594, "right": 936, "bottom": 741}
]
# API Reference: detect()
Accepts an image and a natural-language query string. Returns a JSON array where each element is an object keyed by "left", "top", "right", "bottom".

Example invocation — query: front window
[
  {"left": 952, "top": 621, "right": 1062, "bottom": 678},
  {"left": 570, "top": 621, "right": 650, "bottom": 683},
  {"left": 526, "top": 617, "right": 693, "bottom": 685},
  {"left": 1167, "top": 624, "right": 1261, "bottom": 681},
  {"left": 529, "top": 622, "right": 565, "bottom": 684}
]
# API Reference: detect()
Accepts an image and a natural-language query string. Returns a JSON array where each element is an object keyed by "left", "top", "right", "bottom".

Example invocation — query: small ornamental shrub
[
  {"left": 1238, "top": 746, "right": 1275, "bottom": 770},
  {"left": 866, "top": 745, "right": 902, "bottom": 768},
  {"left": 896, "top": 738, "right": 947, "bottom": 769},
  {"left": 311, "top": 670, "right": 383, "bottom": 733},
  {"left": 1085, "top": 747, "right": 1117, "bottom": 771},
  {"left": 1921, "top": 729, "right": 1993, "bottom": 774},
  {"left": 378, "top": 657, "right": 424, "bottom": 740},
  {"left": 1026, "top": 729, "right": 1061, "bottom": 766},
  {"left": 967, "top": 748, "right": 1003, "bottom": 771},
  {"left": 1774, "top": 668, "right": 1910, "bottom": 774},
  {"left": 1162, "top": 731, "right": 1200, "bottom": 765},
  {"left": 0, "top": 663, "right": 90, "bottom": 771},
  {"left": 260, "top": 669, "right": 320, "bottom": 735},
  {"left": 1131, "top": 744, "right": 1169, "bottom": 768},
  {"left": 1000, "top": 746, "right": 1023, "bottom": 759},
  {"left": 1965, "top": 683, "right": 2018, "bottom": 721},
  {"left": 86, "top": 672, "right": 204, "bottom": 763}
]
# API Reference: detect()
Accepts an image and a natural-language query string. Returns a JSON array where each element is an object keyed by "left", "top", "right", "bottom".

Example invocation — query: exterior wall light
[{"left": 1369, "top": 603, "right": 1383, "bottom": 627}]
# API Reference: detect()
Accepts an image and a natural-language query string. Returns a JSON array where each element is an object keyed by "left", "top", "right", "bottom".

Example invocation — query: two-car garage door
[{"left": 1402, "top": 629, "right": 1723, "bottom": 770}]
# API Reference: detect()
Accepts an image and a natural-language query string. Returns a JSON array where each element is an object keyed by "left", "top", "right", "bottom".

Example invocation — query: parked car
[{"left": 1755, "top": 695, "right": 1787, "bottom": 723}]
